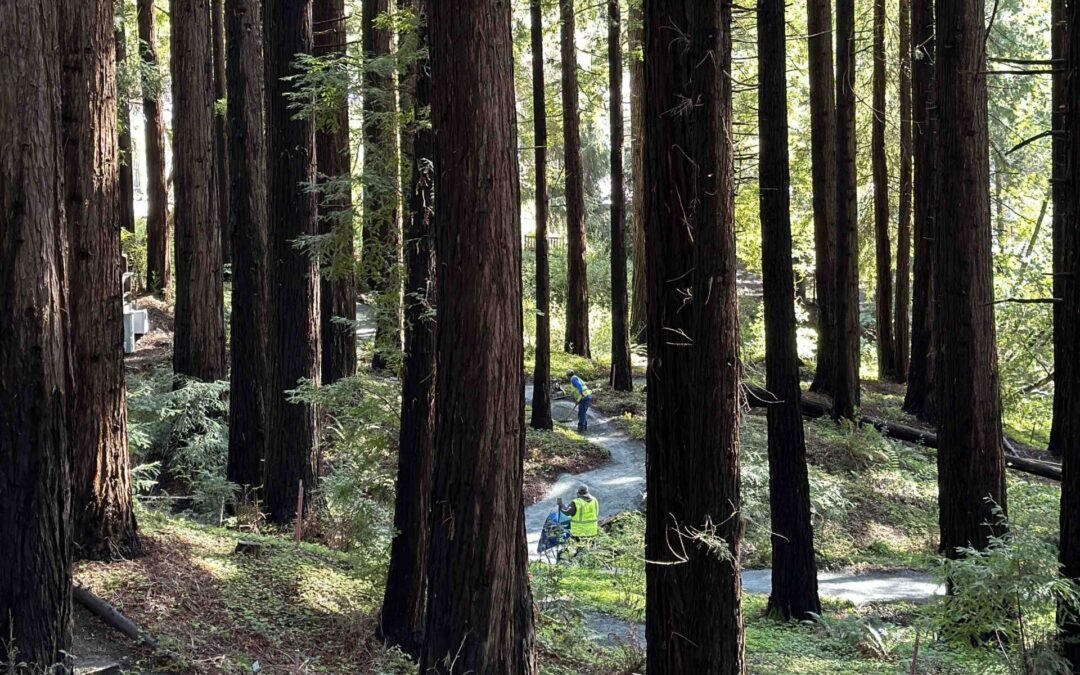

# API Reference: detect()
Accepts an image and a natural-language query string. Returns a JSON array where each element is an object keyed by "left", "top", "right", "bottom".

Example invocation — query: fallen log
[
  {"left": 73, "top": 585, "right": 159, "bottom": 649},
  {"left": 743, "top": 383, "right": 1062, "bottom": 482}
]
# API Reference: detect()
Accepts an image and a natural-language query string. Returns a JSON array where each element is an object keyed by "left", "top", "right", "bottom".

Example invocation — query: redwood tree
[
  {"left": 530, "top": 0, "right": 554, "bottom": 430},
  {"left": 116, "top": 24, "right": 136, "bottom": 235},
  {"left": 757, "top": 0, "right": 820, "bottom": 622},
  {"left": 225, "top": 0, "right": 272, "bottom": 491},
  {"left": 561, "top": 0, "right": 591, "bottom": 357},
  {"left": 894, "top": 0, "right": 912, "bottom": 381},
  {"left": 608, "top": 0, "right": 632, "bottom": 392},
  {"left": 872, "top": 0, "right": 895, "bottom": 380},
  {"left": 212, "top": 0, "right": 231, "bottom": 265},
  {"left": 63, "top": 0, "right": 141, "bottom": 561},
  {"left": 0, "top": 0, "right": 72, "bottom": 665},
  {"left": 934, "top": 0, "right": 1007, "bottom": 558},
  {"left": 264, "top": 0, "right": 321, "bottom": 523},
  {"left": 421, "top": 0, "right": 537, "bottom": 671},
  {"left": 138, "top": 0, "right": 171, "bottom": 295},
  {"left": 643, "top": 0, "right": 743, "bottom": 670},
  {"left": 171, "top": 0, "right": 227, "bottom": 382},
  {"left": 628, "top": 2, "right": 646, "bottom": 344},
  {"left": 1050, "top": 0, "right": 1067, "bottom": 458}
]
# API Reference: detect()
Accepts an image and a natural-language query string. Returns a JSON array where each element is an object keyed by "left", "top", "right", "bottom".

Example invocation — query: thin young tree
[
  {"left": 225, "top": 0, "right": 272, "bottom": 492},
  {"left": 138, "top": 0, "right": 171, "bottom": 295},
  {"left": 264, "top": 0, "right": 321, "bottom": 524},
  {"left": 894, "top": 0, "right": 912, "bottom": 381},
  {"left": 872, "top": 0, "right": 895, "bottom": 380},
  {"left": 63, "top": 0, "right": 141, "bottom": 561},
  {"left": 421, "top": 0, "right": 537, "bottom": 671},
  {"left": 0, "top": 0, "right": 72, "bottom": 666},
  {"left": 530, "top": 0, "right": 554, "bottom": 430},
  {"left": 934, "top": 0, "right": 1007, "bottom": 558},
  {"left": 643, "top": 0, "right": 743, "bottom": 671},
  {"left": 903, "top": 0, "right": 936, "bottom": 422},
  {"left": 757, "top": 0, "right": 821, "bottom": 622},
  {"left": 1050, "top": 0, "right": 1067, "bottom": 458},
  {"left": 628, "top": 1, "right": 646, "bottom": 345},
  {"left": 608, "top": 0, "right": 632, "bottom": 392},
  {"left": 212, "top": 0, "right": 231, "bottom": 265},
  {"left": 832, "top": 0, "right": 861, "bottom": 420},
  {"left": 116, "top": 23, "right": 137, "bottom": 235},
  {"left": 807, "top": 0, "right": 838, "bottom": 394},
  {"left": 171, "top": 0, "right": 227, "bottom": 382},
  {"left": 315, "top": 0, "right": 357, "bottom": 384},
  {"left": 561, "top": 0, "right": 591, "bottom": 357}
]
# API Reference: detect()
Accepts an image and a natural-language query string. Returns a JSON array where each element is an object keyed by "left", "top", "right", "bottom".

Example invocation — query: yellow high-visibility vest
[{"left": 570, "top": 497, "right": 599, "bottom": 537}]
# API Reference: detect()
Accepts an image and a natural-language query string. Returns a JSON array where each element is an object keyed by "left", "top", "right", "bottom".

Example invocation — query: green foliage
[{"left": 120, "top": 220, "right": 148, "bottom": 292}]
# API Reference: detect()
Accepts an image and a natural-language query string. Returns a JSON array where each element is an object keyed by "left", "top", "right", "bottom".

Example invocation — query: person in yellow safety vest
[
  {"left": 557, "top": 485, "right": 600, "bottom": 538},
  {"left": 566, "top": 370, "right": 593, "bottom": 434}
]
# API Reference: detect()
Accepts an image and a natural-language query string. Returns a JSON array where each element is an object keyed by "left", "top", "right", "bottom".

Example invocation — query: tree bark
[
  {"left": 63, "top": 0, "right": 141, "bottom": 562},
  {"left": 832, "top": 0, "right": 861, "bottom": 420},
  {"left": 0, "top": 0, "right": 73, "bottom": 665},
  {"left": 315, "top": 0, "right": 356, "bottom": 384},
  {"left": 381, "top": 8, "right": 435, "bottom": 653},
  {"left": 934, "top": 0, "right": 1007, "bottom": 558},
  {"left": 894, "top": 0, "right": 912, "bottom": 381},
  {"left": 264, "top": 0, "right": 320, "bottom": 524},
  {"left": 1050, "top": 0, "right": 1067, "bottom": 459},
  {"left": 116, "top": 25, "right": 136, "bottom": 235},
  {"left": 628, "top": 2, "right": 646, "bottom": 345},
  {"left": 643, "top": 0, "right": 744, "bottom": 671},
  {"left": 757, "top": 0, "right": 821, "bottom": 623},
  {"left": 138, "top": 0, "right": 171, "bottom": 295},
  {"left": 225, "top": 0, "right": 272, "bottom": 492},
  {"left": 903, "top": 0, "right": 937, "bottom": 422},
  {"left": 560, "top": 0, "right": 591, "bottom": 357},
  {"left": 530, "top": 0, "right": 554, "bottom": 430},
  {"left": 608, "top": 0, "right": 632, "bottom": 392},
  {"left": 170, "top": 0, "right": 227, "bottom": 382},
  {"left": 872, "top": 0, "right": 895, "bottom": 380},
  {"left": 421, "top": 2, "right": 537, "bottom": 672},
  {"left": 212, "top": 0, "right": 231, "bottom": 266},
  {"left": 362, "top": 0, "right": 402, "bottom": 372},
  {"left": 808, "top": 0, "right": 838, "bottom": 395}
]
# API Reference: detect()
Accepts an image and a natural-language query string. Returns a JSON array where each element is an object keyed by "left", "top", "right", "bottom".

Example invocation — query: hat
[
  {"left": 566, "top": 370, "right": 575, "bottom": 378},
  {"left": 577, "top": 485, "right": 590, "bottom": 497}
]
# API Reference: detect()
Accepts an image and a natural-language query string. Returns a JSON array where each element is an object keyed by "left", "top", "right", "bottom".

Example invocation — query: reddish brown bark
[
  {"left": 560, "top": 0, "right": 590, "bottom": 357},
  {"left": 628, "top": 3, "right": 646, "bottom": 345},
  {"left": 1050, "top": 0, "right": 1067, "bottom": 458},
  {"left": 138, "top": 0, "right": 171, "bottom": 295},
  {"left": 872, "top": 0, "right": 895, "bottom": 380},
  {"left": 116, "top": 25, "right": 136, "bottom": 235},
  {"left": 212, "top": 0, "right": 231, "bottom": 266},
  {"left": 530, "top": 0, "right": 554, "bottom": 430},
  {"left": 608, "top": 0, "right": 631, "bottom": 392},
  {"left": 894, "top": 0, "right": 912, "bottom": 381}
]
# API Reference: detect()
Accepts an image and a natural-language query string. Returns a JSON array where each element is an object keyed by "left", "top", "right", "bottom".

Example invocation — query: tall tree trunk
[
  {"left": 894, "top": 0, "right": 912, "bottom": 382},
  {"left": 212, "top": 0, "right": 231, "bottom": 265},
  {"left": 0, "top": 0, "right": 73, "bottom": 665},
  {"left": 757, "top": 0, "right": 821, "bottom": 623},
  {"left": 138, "top": 0, "right": 171, "bottom": 295},
  {"left": 934, "top": 0, "right": 1007, "bottom": 558},
  {"left": 807, "top": 0, "right": 838, "bottom": 394},
  {"left": 560, "top": 0, "right": 591, "bottom": 357},
  {"left": 63, "top": 0, "right": 141, "bottom": 561},
  {"left": 1050, "top": 0, "right": 1067, "bottom": 459},
  {"left": 116, "top": 25, "right": 136, "bottom": 235},
  {"left": 643, "top": 1, "right": 744, "bottom": 671},
  {"left": 608, "top": 0, "right": 632, "bottom": 392},
  {"left": 872, "top": 0, "right": 895, "bottom": 380},
  {"left": 628, "top": 2, "right": 646, "bottom": 345},
  {"left": 381, "top": 8, "right": 435, "bottom": 653},
  {"left": 264, "top": 0, "right": 320, "bottom": 524},
  {"left": 225, "top": 0, "right": 272, "bottom": 492},
  {"left": 904, "top": 0, "right": 937, "bottom": 422},
  {"left": 422, "top": 2, "right": 538, "bottom": 673},
  {"left": 832, "top": 0, "right": 861, "bottom": 420},
  {"left": 362, "top": 0, "right": 402, "bottom": 372},
  {"left": 171, "top": 0, "right": 227, "bottom": 382},
  {"left": 530, "top": 0, "right": 554, "bottom": 430},
  {"left": 315, "top": 0, "right": 357, "bottom": 384}
]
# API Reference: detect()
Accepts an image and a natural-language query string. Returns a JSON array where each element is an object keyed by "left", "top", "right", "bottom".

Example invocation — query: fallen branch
[{"left": 73, "top": 584, "right": 160, "bottom": 649}]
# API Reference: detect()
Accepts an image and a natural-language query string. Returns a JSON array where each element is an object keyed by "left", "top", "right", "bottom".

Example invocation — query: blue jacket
[{"left": 570, "top": 375, "right": 593, "bottom": 403}]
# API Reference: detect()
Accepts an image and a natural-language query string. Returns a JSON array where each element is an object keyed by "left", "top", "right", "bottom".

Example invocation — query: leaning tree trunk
[
  {"left": 530, "top": 0, "right": 554, "bottom": 430},
  {"left": 0, "top": 0, "right": 73, "bottom": 666},
  {"left": 171, "top": 0, "right": 226, "bottom": 382},
  {"left": 264, "top": 0, "right": 320, "bottom": 524},
  {"left": 758, "top": 0, "right": 821, "bottom": 623},
  {"left": 894, "top": 0, "right": 912, "bottom": 382},
  {"left": 421, "top": 1, "right": 537, "bottom": 672},
  {"left": 63, "top": 0, "right": 141, "bottom": 561},
  {"left": 934, "top": 0, "right": 1008, "bottom": 558},
  {"left": 560, "top": 0, "right": 591, "bottom": 357},
  {"left": 225, "top": 0, "right": 273, "bottom": 492},
  {"left": 116, "top": 25, "right": 136, "bottom": 235},
  {"left": 904, "top": 0, "right": 937, "bottom": 422},
  {"left": 643, "top": 0, "right": 744, "bottom": 671},
  {"left": 1050, "top": 0, "right": 1067, "bottom": 458},
  {"left": 608, "top": 0, "right": 632, "bottom": 392},
  {"left": 315, "top": 0, "right": 357, "bottom": 384},
  {"left": 138, "top": 0, "right": 171, "bottom": 295},
  {"left": 832, "top": 0, "right": 861, "bottom": 420},
  {"left": 628, "top": 2, "right": 646, "bottom": 345},
  {"left": 807, "top": 0, "right": 838, "bottom": 394},
  {"left": 872, "top": 0, "right": 895, "bottom": 380}
]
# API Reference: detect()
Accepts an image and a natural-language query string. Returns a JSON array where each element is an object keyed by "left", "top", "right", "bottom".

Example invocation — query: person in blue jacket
[{"left": 566, "top": 370, "right": 593, "bottom": 433}]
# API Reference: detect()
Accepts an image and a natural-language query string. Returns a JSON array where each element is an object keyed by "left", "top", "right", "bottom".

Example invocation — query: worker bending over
[
  {"left": 557, "top": 485, "right": 600, "bottom": 539},
  {"left": 566, "top": 370, "right": 593, "bottom": 434}
]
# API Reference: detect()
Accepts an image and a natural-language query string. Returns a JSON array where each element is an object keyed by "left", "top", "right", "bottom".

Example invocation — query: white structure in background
[{"left": 122, "top": 254, "right": 149, "bottom": 354}]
